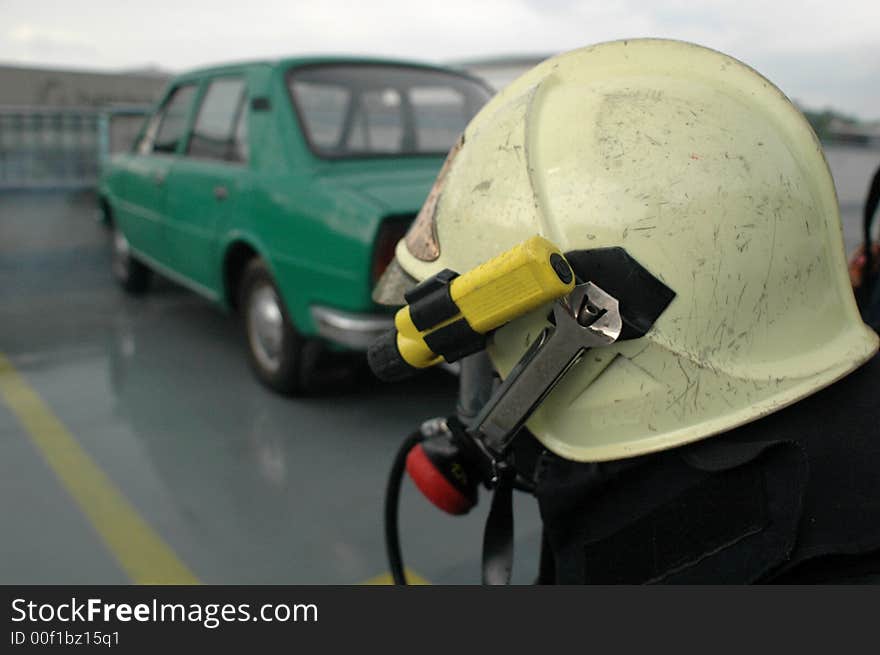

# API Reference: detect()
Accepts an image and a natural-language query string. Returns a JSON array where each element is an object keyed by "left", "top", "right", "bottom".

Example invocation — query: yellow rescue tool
[{"left": 368, "top": 236, "right": 575, "bottom": 381}]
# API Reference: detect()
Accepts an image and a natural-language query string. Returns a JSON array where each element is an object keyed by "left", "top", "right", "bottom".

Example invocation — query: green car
[{"left": 99, "top": 57, "right": 491, "bottom": 393}]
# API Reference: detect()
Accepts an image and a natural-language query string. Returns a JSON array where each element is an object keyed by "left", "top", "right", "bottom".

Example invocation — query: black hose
[{"left": 385, "top": 430, "right": 425, "bottom": 585}]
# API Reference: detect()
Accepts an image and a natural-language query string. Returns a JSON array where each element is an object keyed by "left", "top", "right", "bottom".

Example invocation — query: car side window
[
  {"left": 152, "top": 85, "right": 198, "bottom": 154},
  {"left": 187, "top": 77, "right": 248, "bottom": 163},
  {"left": 135, "top": 103, "right": 168, "bottom": 155},
  {"left": 134, "top": 113, "right": 159, "bottom": 154}
]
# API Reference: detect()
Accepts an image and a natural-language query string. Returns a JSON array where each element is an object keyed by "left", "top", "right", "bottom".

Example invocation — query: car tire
[
  {"left": 111, "top": 221, "right": 152, "bottom": 294},
  {"left": 239, "top": 258, "right": 315, "bottom": 395}
]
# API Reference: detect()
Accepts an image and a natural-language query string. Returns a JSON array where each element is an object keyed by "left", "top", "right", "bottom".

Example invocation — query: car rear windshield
[{"left": 288, "top": 64, "right": 491, "bottom": 158}]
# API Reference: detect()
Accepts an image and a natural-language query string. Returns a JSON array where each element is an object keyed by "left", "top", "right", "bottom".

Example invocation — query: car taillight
[{"left": 372, "top": 219, "right": 410, "bottom": 284}]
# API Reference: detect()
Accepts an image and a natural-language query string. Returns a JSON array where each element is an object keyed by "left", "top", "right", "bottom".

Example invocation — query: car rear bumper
[{"left": 310, "top": 305, "right": 393, "bottom": 350}]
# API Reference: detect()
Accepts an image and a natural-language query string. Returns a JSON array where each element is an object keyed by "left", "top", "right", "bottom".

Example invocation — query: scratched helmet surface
[{"left": 376, "top": 38, "right": 878, "bottom": 462}]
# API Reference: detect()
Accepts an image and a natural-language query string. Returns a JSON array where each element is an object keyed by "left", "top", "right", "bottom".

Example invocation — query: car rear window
[{"left": 288, "top": 64, "right": 491, "bottom": 158}]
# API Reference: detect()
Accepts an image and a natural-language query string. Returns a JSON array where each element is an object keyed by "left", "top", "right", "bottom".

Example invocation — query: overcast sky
[{"left": 2, "top": 0, "right": 878, "bottom": 120}]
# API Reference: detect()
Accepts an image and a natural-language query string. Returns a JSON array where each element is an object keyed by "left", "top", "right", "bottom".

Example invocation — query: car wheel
[
  {"left": 239, "top": 259, "right": 316, "bottom": 395},
  {"left": 111, "top": 222, "right": 152, "bottom": 294}
]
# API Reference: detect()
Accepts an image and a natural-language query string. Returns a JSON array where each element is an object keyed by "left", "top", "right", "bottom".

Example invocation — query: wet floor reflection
[{"left": 0, "top": 190, "right": 542, "bottom": 583}]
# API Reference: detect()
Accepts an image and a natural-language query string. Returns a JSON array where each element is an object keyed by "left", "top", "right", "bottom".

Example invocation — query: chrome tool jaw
[
  {"left": 473, "top": 282, "right": 623, "bottom": 455},
  {"left": 554, "top": 282, "right": 623, "bottom": 348}
]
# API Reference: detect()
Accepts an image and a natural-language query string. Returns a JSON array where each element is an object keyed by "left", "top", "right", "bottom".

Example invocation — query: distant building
[
  {"left": 0, "top": 64, "right": 170, "bottom": 188},
  {"left": 0, "top": 64, "right": 170, "bottom": 108},
  {"left": 451, "top": 54, "right": 553, "bottom": 92},
  {"left": 827, "top": 118, "right": 880, "bottom": 147}
]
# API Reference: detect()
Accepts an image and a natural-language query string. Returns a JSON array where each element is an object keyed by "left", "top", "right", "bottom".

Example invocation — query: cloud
[
  {"left": 2, "top": 24, "right": 101, "bottom": 65},
  {"left": 750, "top": 41, "right": 880, "bottom": 119}
]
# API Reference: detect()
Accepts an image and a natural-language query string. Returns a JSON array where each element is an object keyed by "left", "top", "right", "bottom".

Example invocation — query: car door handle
[
  {"left": 213, "top": 185, "right": 229, "bottom": 201},
  {"left": 153, "top": 172, "right": 166, "bottom": 186}
]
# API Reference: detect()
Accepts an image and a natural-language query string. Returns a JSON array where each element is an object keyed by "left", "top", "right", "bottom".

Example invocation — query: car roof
[{"left": 171, "top": 55, "right": 479, "bottom": 83}]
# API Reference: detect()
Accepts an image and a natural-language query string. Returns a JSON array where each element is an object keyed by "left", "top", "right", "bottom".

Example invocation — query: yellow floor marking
[
  {"left": 0, "top": 353, "right": 199, "bottom": 584},
  {"left": 361, "top": 568, "right": 430, "bottom": 585}
]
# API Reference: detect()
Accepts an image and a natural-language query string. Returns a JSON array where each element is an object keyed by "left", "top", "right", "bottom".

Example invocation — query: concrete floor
[{"left": 0, "top": 190, "right": 543, "bottom": 584}]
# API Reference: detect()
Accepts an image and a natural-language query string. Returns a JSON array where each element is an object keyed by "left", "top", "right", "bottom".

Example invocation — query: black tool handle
[{"left": 367, "top": 330, "right": 416, "bottom": 382}]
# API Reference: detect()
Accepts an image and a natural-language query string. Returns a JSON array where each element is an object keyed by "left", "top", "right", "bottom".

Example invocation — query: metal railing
[{"left": 0, "top": 106, "right": 150, "bottom": 190}]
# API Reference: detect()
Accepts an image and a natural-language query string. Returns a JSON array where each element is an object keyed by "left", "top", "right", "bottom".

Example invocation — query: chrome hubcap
[
  {"left": 112, "top": 227, "right": 130, "bottom": 280},
  {"left": 247, "top": 284, "right": 284, "bottom": 373}
]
